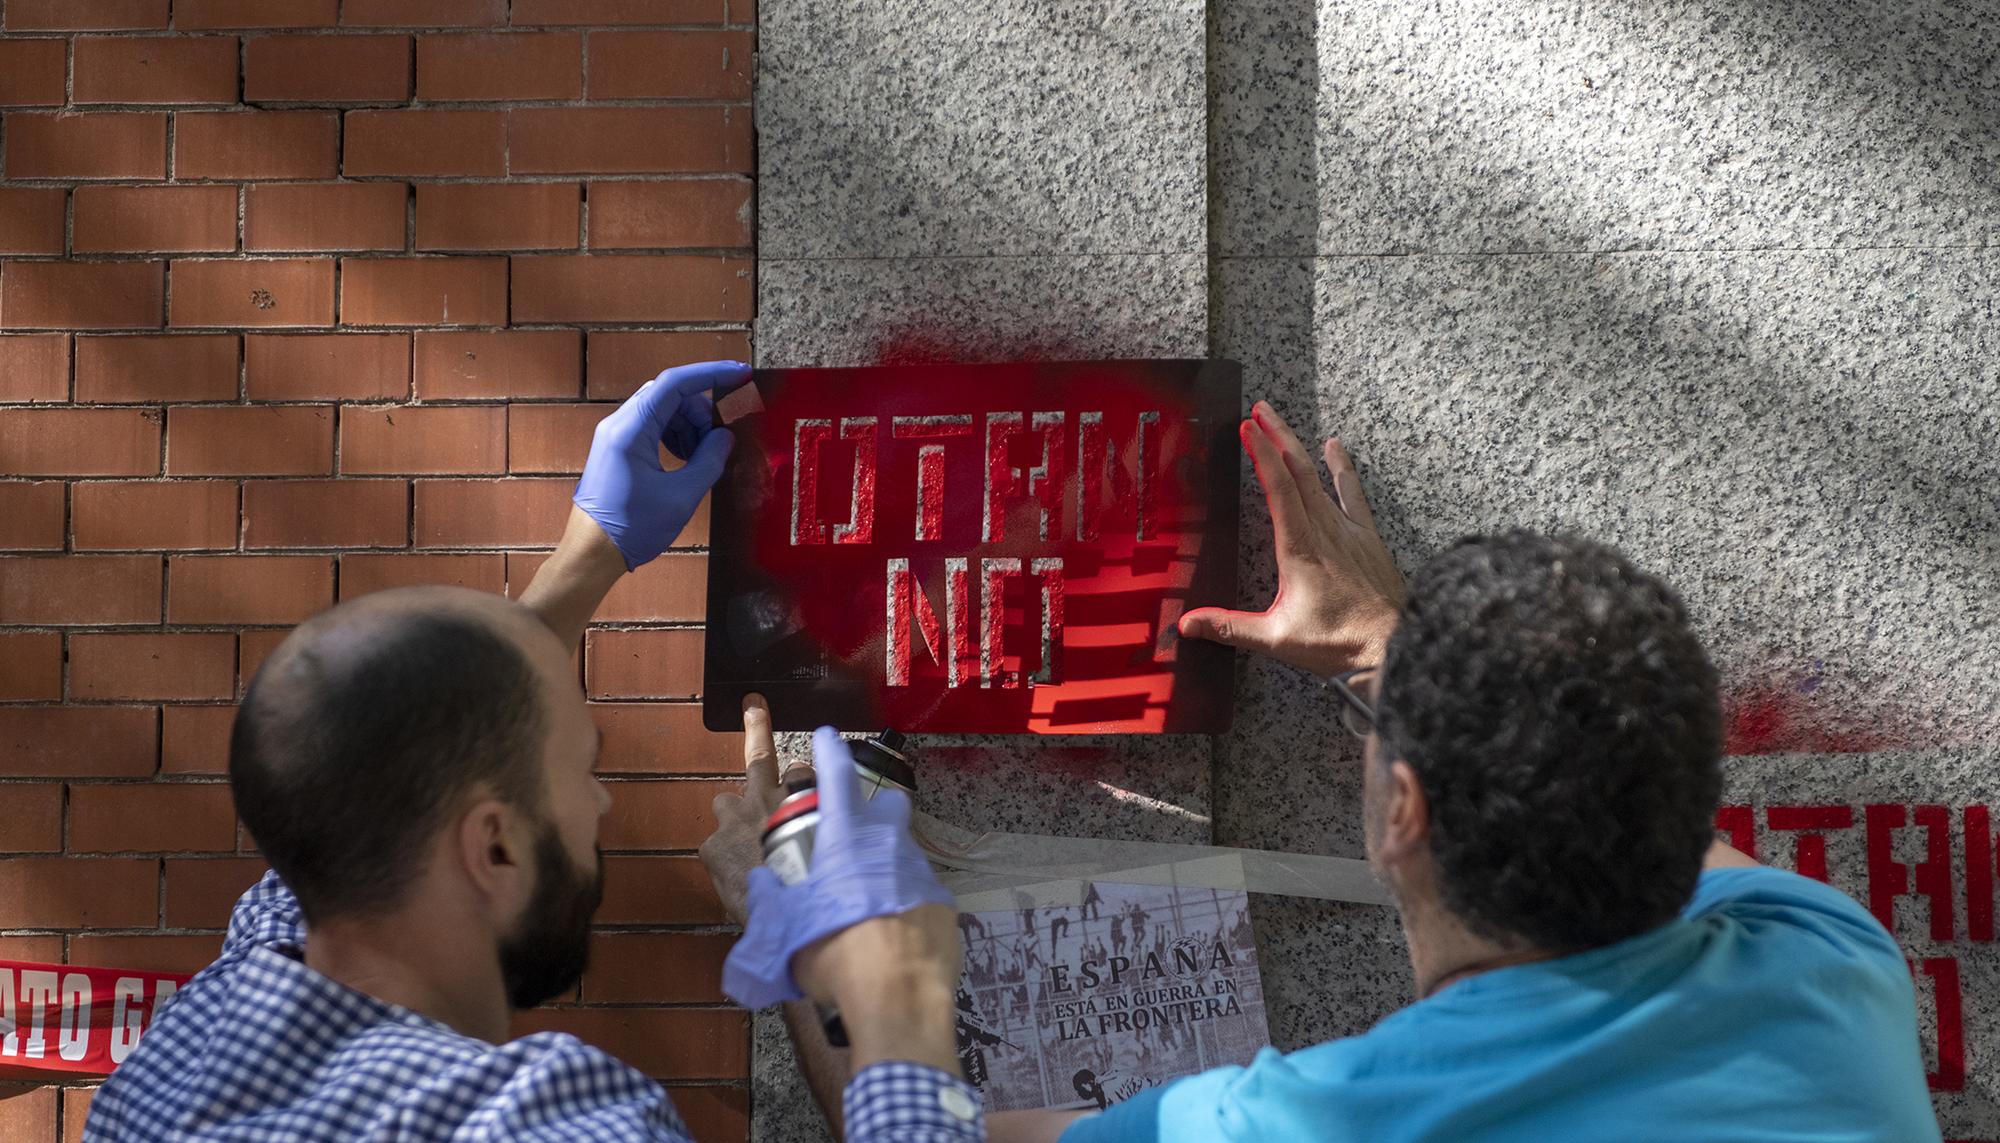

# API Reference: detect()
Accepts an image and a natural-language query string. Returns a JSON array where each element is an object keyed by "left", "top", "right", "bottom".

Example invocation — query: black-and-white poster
[{"left": 951, "top": 876, "right": 1270, "bottom": 1113}]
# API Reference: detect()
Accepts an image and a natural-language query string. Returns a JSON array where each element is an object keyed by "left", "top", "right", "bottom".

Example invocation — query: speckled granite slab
[
  {"left": 752, "top": 0, "right": 1212, "bottom": 1134},
  {"left": 757, "top": 0, "right": 1206, "bottom": 260},
  {"left": 1313, "top": 0, "right": 2000, "bottom": 254}
]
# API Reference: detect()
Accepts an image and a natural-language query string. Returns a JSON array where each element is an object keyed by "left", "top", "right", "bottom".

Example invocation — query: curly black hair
[{"left": 1374, "top": 530, "right": 1722, "bottom": 953}]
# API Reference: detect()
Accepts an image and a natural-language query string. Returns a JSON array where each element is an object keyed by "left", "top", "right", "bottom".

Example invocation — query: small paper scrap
[{"left": 716, "top": 382, "right": 766, "bottom": 425}]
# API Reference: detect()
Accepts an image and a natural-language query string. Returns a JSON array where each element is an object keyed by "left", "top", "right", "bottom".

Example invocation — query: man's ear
[
  {"left": 1378, "top": 759, "right": 1431, "bottom": 862},
  {"left": 454, "top": 796, "right": 530, "bottom": 917}
]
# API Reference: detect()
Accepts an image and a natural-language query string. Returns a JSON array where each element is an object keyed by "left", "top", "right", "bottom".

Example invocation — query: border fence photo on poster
[{"left": 949, "top": 862, "right": 1271, "bottom": 1113}]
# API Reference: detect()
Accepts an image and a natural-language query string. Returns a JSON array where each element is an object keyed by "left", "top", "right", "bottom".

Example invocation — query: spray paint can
[{"left": 759, "top": 730, "right": 918, "bottom": 1047}]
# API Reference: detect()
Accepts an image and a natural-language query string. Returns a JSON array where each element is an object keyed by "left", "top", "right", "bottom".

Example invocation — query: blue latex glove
[
  {"left": 722, "top": 727, "right": 956, "bottom": 1009},
  {"left": 574, "top": 360, "right": 746, "bottom": 570}
]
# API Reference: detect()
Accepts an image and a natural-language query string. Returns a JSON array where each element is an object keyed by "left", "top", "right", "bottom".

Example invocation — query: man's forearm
[
  {"left": 519, "top": 507, "right": 627, "bottom": 647},
  {"left": 782, "top": 1000, "right": 850, "bottom": 1136},
  {"left": 838, "top": 972, "right": 961, "bottom": 1076}
]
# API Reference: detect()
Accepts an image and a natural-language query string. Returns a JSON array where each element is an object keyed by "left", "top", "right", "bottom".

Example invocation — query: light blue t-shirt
[{"left": 1063, "top": 866, "right": 1939, "bottom": 1143}]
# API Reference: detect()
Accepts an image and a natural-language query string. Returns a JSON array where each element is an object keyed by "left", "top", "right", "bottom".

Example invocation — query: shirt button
[{"left": 937, "top": 1086, "right": 978, "bottom": 1122}]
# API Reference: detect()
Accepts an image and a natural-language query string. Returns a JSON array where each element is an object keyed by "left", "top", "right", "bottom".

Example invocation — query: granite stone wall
[{"left": 756, "top": 0, "right": 1999, "bottom": 1136}]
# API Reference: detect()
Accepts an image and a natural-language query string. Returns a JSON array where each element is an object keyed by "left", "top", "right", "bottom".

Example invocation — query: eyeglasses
[{"left": 1328, "top": 667, "right": 1378, "bottom": 740}]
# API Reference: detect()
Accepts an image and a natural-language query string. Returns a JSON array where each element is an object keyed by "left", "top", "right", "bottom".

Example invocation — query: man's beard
[{"left": 498, "top": 822, "right": 605, "bottom": 1010}]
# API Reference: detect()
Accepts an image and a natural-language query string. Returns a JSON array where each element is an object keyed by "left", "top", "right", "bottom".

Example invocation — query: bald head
[{"left": 232, "top": 588, "right": 567, "bottom": 922}]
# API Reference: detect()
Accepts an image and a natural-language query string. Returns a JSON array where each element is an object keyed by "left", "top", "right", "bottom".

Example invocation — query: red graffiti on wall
[{"left": 1714, "top": 801, "right": 2000, "bottom": 1094}]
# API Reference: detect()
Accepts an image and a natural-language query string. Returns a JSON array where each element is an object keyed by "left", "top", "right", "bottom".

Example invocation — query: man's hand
[
  {"left": 1179, "top": 400, "right": 1406, "bottom": 676},
  {"left": 521, "top": 360, "right": 744, "bottom": 646},
  {"left": 573, "top": 359, "right": 744, "bottom": 571},
  {"left": 699, "top": 696, "right": 857, "bottom": 1132},
  {"left": 720, "top": 728, "right": 956, "bottom": 1010},
  {"left": 700, "top": 694, "right": 785, "bottom": 926}
]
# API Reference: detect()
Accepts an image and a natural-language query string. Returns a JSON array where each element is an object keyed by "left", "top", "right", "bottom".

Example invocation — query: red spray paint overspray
[
  {"left": 701, "top": 358, "right": 1241, "bottom": 734},
  {"left": 1722, "top": 682, "right": 1917, "bottom": 756}
]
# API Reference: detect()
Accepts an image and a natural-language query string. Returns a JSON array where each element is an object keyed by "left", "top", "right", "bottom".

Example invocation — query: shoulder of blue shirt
[
  {"left": 1685, "top": 864, "right": 1907, "bottom": 971},
  {"left": 1057, "top": 864, "right": 1908, "bottom": 1143}
]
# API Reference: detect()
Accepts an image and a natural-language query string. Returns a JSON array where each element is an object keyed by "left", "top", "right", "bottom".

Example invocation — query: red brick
[
  {"left": 601, "top": 778, "right": 730, "bottom": 849},
  {"left": 415, "top": 183, "right": 579, "bottom": 252},
  {"left": 0, "top": 262, "right": 165, "bottom": 330},
  {"left": 343, "top": 110, "right": 506, "bottom": 178},
  {"left": 0, "top": 934, "right": 62, "bottom": 962},
  {"left": 169, "top": 258, "right": 336, "bottom": 328},
  {"left": 70, "top": 781, "right": 239, "bottom": 852},
  {"left": 2, "top": 111, "right": 167, "bottom": 178},
  {"left": 597, "top": 853, "right": 723, "bottom": 923},
  {"left": 73, "top": 35, "right": 241, "bottom": 104},
  {"left": 587, "top": 702, "right": 739, "bottom": 774},
  {"left": 163, "top": 856, "right": 263, "bottom": 927},
  {"left": 0, "top": 632, "right": 61, "bottom": 702},
  {"left": 509, "top": 107, "right": 749, "bottom": 175},
  {"left": 416, "top": 32, "right": 579, "bottom": 101},
  {"left": 174, "top": 0, "right": 336, "bottom": 29},
  {"left": 244, "top": 34, "right": 411, "bottom": 104},
  {"left": 175, "top": 111, "right": 339, "bottom": 179},
  {"left": 0, "top": 40, "right": 66, "bottom": 106},
  {"left": 0, "top": 857, "right": 158, "bottom": 928},
  {"left": 0, "top": 407, "right": 161, "bottom": 476},
  {"left": 515, "top": 551, "right": 707, "bottom": 625},
  {"left": 676, "top": 494, "right": 712, "bottom": 547},
  {"left": 504, "top": 402, "right": 606, "bottom": 473},
  {"left": 75, "top": 334, "right": 240, "bottom": 402},
  {"left": 73, "top": 481, "right": 239, "bottom": 550},
  {"left": 0, "top": 707, "right": 157, "bottom": 777},
  {"left": 511, "top": 0, "right": 722, "bottom": 25},
  {"left": 167, "top": 405, "right": 334, "bottom": 475},
  {"left": 341, "top": 258, "right": 507, "bottom": 327},
  {"left": 244, "top": 479, "right": 409, "bottom": 547},
  {"left": 509, "top": 1008, "right": 745, "bottom": 1081},
  {"left": 168, "top": 554, "right": 333, "bottom": 623},
  {"left": 512, "top": 255, "right": 750, "bottom": 324},
  {"left": 0, "top": 188, "right": 66, "bottom": 255},
  {"left": 163, "top": 704, "right": 237, "bottom": 774},
  {"left": 0, "top": 334, "right": 70, "bottom": 402},
  {"left": 667, "top": 1089, "right": 747, "bottom": 1143},
  {"left": 164, "top": 264, "right": 325, "bottom": 340},
  {"left": 73, "top": 186, "right": 238, "bottom": 255},
  {"left": 70, "top": 632, "right": 236, "bottom": 700},
  {"left": 0, "top": 555, "right": 161, "bottom": 624},
  {"left": 588, "top": 31, "right": 750, "bottom": 101},
  {"left": 338, "top": 552, "right": 504, "bottom": 600},
  {"left": 345, "top": 0, "right": 505, "bottom": 26},
  {"left": 585, "top": 628, "right": 703, "bottom": 699},
  {"left": 729, "top": 0, "right": 754, "bottom": 20},
  {"left": 245, "top": 183, "right": 407, "bottom": 253},
  {"left": 414, "top": 478, "right": 569, "bottom": 548},
  {"left": 62, "top": 1088, "right": 96, "bottom": 1143},
  {"left": 0, "top": 482, "right": 66, "bottom": 549},
  {"left": 3, "top": 0, "right": 167, "bottom": 30},
  {"left": 589, "top": 179, "right": 752, "bottom": 250},
  {"left": 582, "top": 932, "right": 731, "bottom": 1003},
  {"left": 237, "top": 627, "right": 289, "bottom": 690},
  {"left": 245, "top": 333, "right": 410, "bottom": 400},
  {"left": 414, "top": 330, "right": 579, "bottom": 400},
  {"left": 340, "top": 405, "right": 504, "bottom": 476},
  {"left": 68, "top": 933, "right": 224, "bottom": 975}
]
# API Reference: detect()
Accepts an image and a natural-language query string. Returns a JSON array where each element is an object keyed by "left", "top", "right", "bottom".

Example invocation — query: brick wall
[{"left": 0, "top": 2, "right": 754, "bottom": 1138}]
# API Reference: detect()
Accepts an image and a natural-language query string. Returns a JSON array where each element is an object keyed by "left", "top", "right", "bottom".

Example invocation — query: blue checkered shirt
[{"left": 87, "top": 871, "right": 985, "bottom": 1141}]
